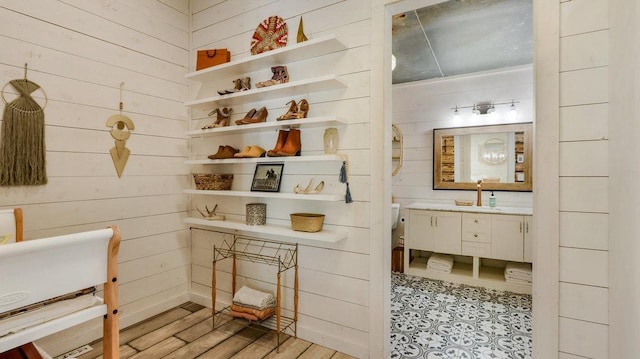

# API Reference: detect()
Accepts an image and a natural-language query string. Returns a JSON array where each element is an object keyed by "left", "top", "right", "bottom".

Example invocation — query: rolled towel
[{"left": 232, "top": 285, "right": 275, "bottom": 309}]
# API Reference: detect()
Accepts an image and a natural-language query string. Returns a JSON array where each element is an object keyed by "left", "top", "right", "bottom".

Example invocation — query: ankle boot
[
  {"left": 276, "top": 128, "right": 301, "bottom": 156},
  {"left": 267, "top": 130, "right": 289, "bottom": 156}
]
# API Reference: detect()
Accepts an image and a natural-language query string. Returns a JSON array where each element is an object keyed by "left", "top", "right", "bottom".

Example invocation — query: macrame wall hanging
[
  {"left": 0, "top": 64, "right": 48, "bottom": 186},
  {"left": 106, "top": 83, "right": 134, "bottom": 178}
]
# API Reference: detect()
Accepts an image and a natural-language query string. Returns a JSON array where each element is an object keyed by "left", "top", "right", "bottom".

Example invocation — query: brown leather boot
[
  {"left": 267, "top": 130, "right": 289, "bottom": 156},
  {"left": 276, "top": 128, "right": 301, "bottom": 156}
]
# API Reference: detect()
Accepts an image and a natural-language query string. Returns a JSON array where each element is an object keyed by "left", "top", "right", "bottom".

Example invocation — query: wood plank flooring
[{"left": 75, "top": 303, "right": 356, "bottom": 359}]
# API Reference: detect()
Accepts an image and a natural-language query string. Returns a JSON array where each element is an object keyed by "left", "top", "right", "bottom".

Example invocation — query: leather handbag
[{"left": 196, "top": 49, "right": 230, "bottom": 70}]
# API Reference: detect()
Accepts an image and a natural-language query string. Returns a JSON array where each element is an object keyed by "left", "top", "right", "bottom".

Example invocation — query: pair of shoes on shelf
[
  {"left": 202, "top": 108, "right": 232, "bottom": 129},
  {"left": 255, "top": 66, "right": 289, "bottom": 88},
  {"left": 235, "top": 107, "right": 268, "bottom": 125},
  {"left": 294, "top": 178, "right": 324, "bottom": 194},
  {"left": 234, "top": 145, "right": 266, "bottom": 158},
  {"left": 267, "top": 129, "right": 301, "bottom": 157},
  {"left": 208, "top": 145, "right": 238, "bottom": 159},
  {"left": 276, "top": 99, "right": 309, "bottom": 121},
  {"left": 217, "top": 77, "right": 251, "bottom": 95}
]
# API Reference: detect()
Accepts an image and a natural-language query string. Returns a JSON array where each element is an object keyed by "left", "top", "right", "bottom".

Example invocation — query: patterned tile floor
[{"left": 390, "top": 273, "right": 532, "bottom": 359}]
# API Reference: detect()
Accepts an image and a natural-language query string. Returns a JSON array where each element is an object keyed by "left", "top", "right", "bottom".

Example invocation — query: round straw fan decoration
[{"left": 250, "top": 16, "right": 288, "bottom": 55}]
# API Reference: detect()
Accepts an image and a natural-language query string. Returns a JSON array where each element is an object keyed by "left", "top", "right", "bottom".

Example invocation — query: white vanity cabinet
[
  {"left": 407, "top": 210, "right": 462, "bottom": 254},
  {"left": 404, "top": 203, "right": 533, "bottom": 294}
]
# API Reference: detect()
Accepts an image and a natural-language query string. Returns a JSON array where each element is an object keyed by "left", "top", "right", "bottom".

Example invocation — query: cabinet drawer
[
  {"left": 462, "top": 213, "right": 491, "bottom": 232},
  {"left": 462, "top": 241, "right": 491, "bottom": 257},
  {"left": 462, "top": 230, "right": 491, "bottom": 243}
]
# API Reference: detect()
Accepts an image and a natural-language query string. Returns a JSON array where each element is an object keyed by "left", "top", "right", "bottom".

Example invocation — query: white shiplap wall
[
  {"left": 558, "top": 0, "right": 610, "bottom": 357},
  {"left": 188, "top": 1, "right": 374, "bottom": 357},
  {"left": 0, "top": 0, "right": 190, "bottom": 355},
  {"left": 391, "top": 66, "right": 534, "bottom": 245}
]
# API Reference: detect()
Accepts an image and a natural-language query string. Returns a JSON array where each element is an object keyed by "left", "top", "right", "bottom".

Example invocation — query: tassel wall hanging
[
  {"left": 338, "top": 153, "right": 353, "bottom": 204},
  {"left": 0, "top": 64, "right": 48, "bottom": 186},
  {"left": 106, "top": 83, "right": 135, "bottom": 178}
]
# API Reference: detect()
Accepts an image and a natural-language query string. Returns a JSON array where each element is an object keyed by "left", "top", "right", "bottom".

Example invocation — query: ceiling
[{"left": 392, "top": 0, "right": 533, "bottom": 84}]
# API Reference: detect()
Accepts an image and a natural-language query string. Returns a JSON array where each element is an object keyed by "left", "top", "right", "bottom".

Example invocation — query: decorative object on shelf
[
  {"left": 246, "top": 203, "right": 267, "bottom": 225},
  {"left": 197, "top": 204, "right": 225, "bottom": 221},
  {"left": 251, "top": 16, "right": 288, "bottom": 55},
  {"left": 297, "top": 17, "right": 308, "bottom": 43},
  {"left": 235, "top": 106, "right": 268, "bottom": 125},
  {"left": 294, "top": 177, "right": 324, "bottom": 194},
  {"left": 0, "top": 64, "right": 48, "bottom": 186},
  {"left": 290, "top": 213, "right": 325, "bottom": 232},
  {"left": 208, "top": 145, "right": 239, "bottom": 159},
  {"left": 234, "top": 145, "right": 266, "bottom": 158},
  {"left": 202, "top": 107, "right": 232, "bottom": 129},
  {"left": 251, "top": 163, "right": 284, "bottom": 192},
  {"left": 338, "top": 154, "right": 353, "bottom": 203},
  {"left": 454, "top": 200, "right": 474, "bottom": 206},
  {"left": 196, "top": 48, "right": 230, "bottom": 71},
  {"left": 266, "top": 128, "right": 301, "bottom": 157},
  {"left": 277, "top": 99, "right": 309, "bottom": 120},
  {"left": 217, "top": 77, "right": 250, "bottom": 96},
  {"left": 105, "top": 82, "right": 135, "bottom": 178},
  {"left": 323, "top": 127, "right": 339, "bottom": 154},
  {"left": 193, "top": 173, "right": 233, "bottom": 190},
  {"left": 255, "top": 66, "right": 289, "bottom": 88}
]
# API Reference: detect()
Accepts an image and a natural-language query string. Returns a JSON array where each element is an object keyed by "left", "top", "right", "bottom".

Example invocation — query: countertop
[{"left": 406, "top": 202, "right": 533, "bottom": 216}]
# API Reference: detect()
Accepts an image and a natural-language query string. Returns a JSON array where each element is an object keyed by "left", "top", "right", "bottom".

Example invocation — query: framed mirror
[{"left": 433, "top": 123, "right": 532, "bottom": 191}]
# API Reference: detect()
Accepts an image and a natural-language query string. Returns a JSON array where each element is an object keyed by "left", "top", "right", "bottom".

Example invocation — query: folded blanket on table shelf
[
  {"left": 505, "top": 276, "right": 532, "bottom": 284},
  {"left": 229, "top": 310, "right": 260, "bottom": 322},
  {"left": 232, "top": 285, "right": 275, "bottom": 309},
  {"left": 230, "top": 303, "right": 275, "bottom": 320},
  {"left": 426, "top": 253, "right": 453, "bottom": 273}
]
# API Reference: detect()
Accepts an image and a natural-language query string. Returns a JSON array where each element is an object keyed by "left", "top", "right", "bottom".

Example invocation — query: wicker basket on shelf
[
  {"left": 290, "top": 213, "right": 325, "bottom": 232},
  {"left": 192, "top": 173, "right": 233, "bottom": 190}
]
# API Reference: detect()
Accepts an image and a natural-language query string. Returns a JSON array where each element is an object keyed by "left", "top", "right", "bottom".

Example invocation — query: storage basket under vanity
[
  {"left": 290, "top": 213, "right": 325, "bottom": 232},
  {"left": 192, "top": 173, "right": 233, "bottom": 190},
  {"left": 246, "top": 203, "right": 266, "bottom": 225}
]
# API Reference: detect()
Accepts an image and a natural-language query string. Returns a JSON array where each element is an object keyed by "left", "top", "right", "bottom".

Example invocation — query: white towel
[
  {"left": 232, "top": 286, "right": 275, "bottom": 309},
  {"left": 505, "top": 262, "right": 532, "bottom": 276},
  {"left": 505, "top": 272, "right": 532, "bottom": 281},
  {"left": 505, "top": 276, "right": 532, "bottom": 284},
  {"left": 428, "top": 253, "right": 453, "bottom": 267}
]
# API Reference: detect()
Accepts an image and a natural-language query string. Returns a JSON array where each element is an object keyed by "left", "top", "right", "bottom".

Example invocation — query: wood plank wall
[
  {"left": 391, "top": 67, "right": 534, "bottom": 246},
  {"left": 188, "top": 1, "right": 373, "bottom": 358},
  {"left": 0, "top": 0, "right": 190, "bottom": 355},
  {"left": 558, "top": 0, "right": 610, "bottom": 357}
]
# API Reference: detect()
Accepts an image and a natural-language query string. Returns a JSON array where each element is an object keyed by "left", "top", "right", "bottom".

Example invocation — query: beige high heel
[{"left": 294, "top": 178, "right": 325, "bottom": 194}]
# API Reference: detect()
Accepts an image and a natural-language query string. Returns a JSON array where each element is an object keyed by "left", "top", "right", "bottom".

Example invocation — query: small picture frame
[
  {"left": 516, "top": 153, "right": 525, "bottom": 163},
  {"left": 516, "top": 172, "right": 525, "bottom": 182},
  {"left": 251, "top": 163, "right": 284, "bottom": 192}
]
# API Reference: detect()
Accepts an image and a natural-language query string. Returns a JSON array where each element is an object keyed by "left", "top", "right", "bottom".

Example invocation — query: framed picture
[
  {"left": 251, "top": 163, "right": 284, "bottom": 192},
  {"left": 516, "top": 153, "right": 525, "bottom": 163}
]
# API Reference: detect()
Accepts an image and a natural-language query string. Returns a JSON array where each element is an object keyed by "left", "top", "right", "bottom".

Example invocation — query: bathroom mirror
[{"left": 433, "top": 122, "right": 532, "bottom": 191}]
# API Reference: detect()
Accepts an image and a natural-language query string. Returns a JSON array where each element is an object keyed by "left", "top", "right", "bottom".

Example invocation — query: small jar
[
  {"left": 323, "top": 127, "right": 339, "bottom": 154},
  {"left": 246, "top": 203, "right": 266, "bottom": 225}
]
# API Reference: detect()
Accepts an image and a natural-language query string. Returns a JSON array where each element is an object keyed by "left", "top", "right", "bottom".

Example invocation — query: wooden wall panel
[
  {"left": 559, "top": 212, "right": 608, "bottom": 251},
  {"left": 560, "top": 30, "right": 609, "bottom": 72},
  {"left": 560, "top": 67, "right": 609, "bottom": 107},
  {"left": 560, "top": 0, "right": 609, "bottom": 37},
  {"left": 0, "top": 1, "right": 189, "bottom": 356},
  {"left": 559, "top": 247, "right": 608, "bottom": 288},
  {"left": 559, "top": 282, "right": 608, "bottom": 324},
  {"left": 559, "top": 317, "right": 608, "bottom": 359},
  {"left": 559, "top": 103, "right": 608, "bottom": 142},
  {"left": 559, "top": 141, "right": 608, "bottom": 177}
]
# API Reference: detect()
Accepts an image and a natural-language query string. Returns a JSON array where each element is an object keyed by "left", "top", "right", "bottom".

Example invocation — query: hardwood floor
[{"left": 75, "top": 303, "right": 356, "bottom": 359}]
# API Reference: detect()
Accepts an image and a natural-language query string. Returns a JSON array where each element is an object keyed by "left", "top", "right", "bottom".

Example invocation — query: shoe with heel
[
  {"left": 276, "top": 99, "right": 309, "bottom": 121},
  {"left": 202, "top": 107, "right": 232, "bottom": 129},
  {"left": 269, "top": 128, "right": 301, "bottom": 156},
  {"left": 236, "top": 107, "right": 268, "bottom": 125},
  {"left": 256, "top": 66, "right": 289, "bottom": 88}
]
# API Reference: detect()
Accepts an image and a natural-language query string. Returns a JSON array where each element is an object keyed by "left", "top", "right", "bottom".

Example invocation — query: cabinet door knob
[
  {"left": 474, "top": 219, "right": 479, "bottom": 223},
  {"left": 520, "top": 222, "right": 523, "bottom": 233},
  {"left": 474, "top": 234, "right": 478, "bottom": 238}
]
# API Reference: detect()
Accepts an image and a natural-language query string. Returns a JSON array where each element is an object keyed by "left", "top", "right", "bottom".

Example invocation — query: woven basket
[
  {"left": 290, "top": 213, "right": 325, "bottom": 232},
  {"left": 192, "top": 173, "right": 233, "bottom": 190}
]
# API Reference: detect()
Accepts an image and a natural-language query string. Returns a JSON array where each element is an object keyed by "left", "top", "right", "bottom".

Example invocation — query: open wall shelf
[
  {"left": 185, "top": 154, "right": 343, "bottom": 165},
  {"left": 184, "top": 189, "right": 344, "bottom": 202},
  {"left": 187, "top": 116, "right": 345, "bottom": 137}
]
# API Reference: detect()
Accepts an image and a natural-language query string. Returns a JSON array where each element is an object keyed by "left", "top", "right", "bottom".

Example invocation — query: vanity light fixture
[
  {"left": 453, "top": 106, "right": 460, "bottom": 120},
  {"left": 452, "top": 100, "right": 519, "bottom": 118},
  {"left": 508, "top": 100, "right": 517, "bottom": 121}
]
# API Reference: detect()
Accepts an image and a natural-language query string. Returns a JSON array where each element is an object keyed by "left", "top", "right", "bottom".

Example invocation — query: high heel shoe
[
  {"left": 202, "top": 107, "right": 232, "bottom": 129},
  {"left": 276, "top": 100, "right": 298, "bottom": 121},
  {"left": 297, "top": 99, "right": 309, "bottom": 118},
  {"left": 267, "top": 130, "right": 289, "bottom": 156},
  {"left": 240, "top": 77, "right": 251, "bottom": 91},
  {"left": 235, "top": 108, "right": 256, "bottom": 125},
  {"left": 217, "top": 79, "right": 241, "bottom": 95},
  {"left": 236, "top": 106, "right": 268, "bottom": 125},
  {"left": 255, "top": 66, "right": 289, "bottom": 88},
  {"left": 274, "top": 128, "right": 301, "bottom": 156},
  {"left": 294, "top": 178, "right": 324, "bottom": 194}
]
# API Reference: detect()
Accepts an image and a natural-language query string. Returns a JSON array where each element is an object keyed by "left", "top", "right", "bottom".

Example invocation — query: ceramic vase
[{"left": 323, "top": 127, "right": 338, "bottom": 154}]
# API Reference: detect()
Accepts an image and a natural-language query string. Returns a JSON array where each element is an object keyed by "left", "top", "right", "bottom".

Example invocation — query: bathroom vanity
[{"left": 404, "top": 203, "right": 533, "bottom": 294}]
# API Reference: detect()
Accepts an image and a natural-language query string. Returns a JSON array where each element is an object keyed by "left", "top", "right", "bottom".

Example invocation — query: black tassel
[
  {"left": 339, "top": 161, "right": 347, "bottom": 183},
  {"left": 345, "top": 182, "right": 353, "bottom": 203}
]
